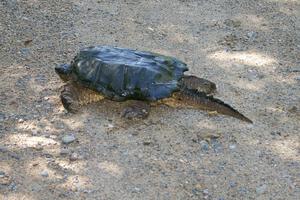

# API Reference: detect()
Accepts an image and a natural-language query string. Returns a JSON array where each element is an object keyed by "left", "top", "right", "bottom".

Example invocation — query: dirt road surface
[{"left": 0, "top": 0, "right": 299, "bottom": 199}]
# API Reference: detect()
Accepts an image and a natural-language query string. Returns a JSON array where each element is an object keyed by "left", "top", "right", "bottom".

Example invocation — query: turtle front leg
[
  {"left": 121, "top": 100, "right": 150, "bottom": 120},
  {"left": 60, "top": 82, "right": 104, "bottom": 113},
  {"left": 181, "top": 75, "right": 217, "bottom": 94},
  {"left": 60, "top": 83, "right": 80, "bottom": 113}
]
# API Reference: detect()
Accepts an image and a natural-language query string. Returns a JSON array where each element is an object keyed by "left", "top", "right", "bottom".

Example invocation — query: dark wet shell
[{"left": 70, "top": 46, "right": 188, "bottom": 101}]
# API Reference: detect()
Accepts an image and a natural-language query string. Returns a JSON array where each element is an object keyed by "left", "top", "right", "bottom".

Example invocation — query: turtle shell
[{"left": 70, "top": 46, "right": 188, "bottom": 101}]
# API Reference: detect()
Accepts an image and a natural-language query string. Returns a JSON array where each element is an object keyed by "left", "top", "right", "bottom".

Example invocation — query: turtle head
[{"left": 55, "top": 64, "right": 72, "bottom": 82}]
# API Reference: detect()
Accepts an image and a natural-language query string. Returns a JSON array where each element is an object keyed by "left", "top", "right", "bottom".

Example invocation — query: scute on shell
[{"left": 70, "top": 46, "right": 188, "bottom": 101}]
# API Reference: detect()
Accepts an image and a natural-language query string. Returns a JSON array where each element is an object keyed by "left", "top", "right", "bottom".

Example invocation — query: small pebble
[
  {"left": 132, "top": 187, "right": 141, "bottom": 193},
  {"left": 224, "top": 19, "right": 241, "bottom": 27},
  {"left": 60, "top": 148, "right": 70, "bottom": 155},
  {"left": 137, "top": 153, "right": 143, "bottom": 159},
  {"left": 62, "top": 134, "right": 76, "bottom": 144},
  {"left": 49, "top": 135, "right": 57, "bottom": 139},
  {"left": 229, "top": 144, "right": 237, "bottom": 150},
  {"left": 20, "top": 48, "right": 30, "bottom": 56},
  {"left": 143, "top": 141, "right": 151, "bottom": 145},
  {"left": 287, "top": 67, "right": 300, "bottom": 72},
  {"left": 239, "top": 187, "right": 248, "bottom": 195},
  {"left": 18, "top": 118, "right": 24, "bottom": 123},
  {"left": 203, "top": 189, "right": 209, "bottom": 194},
  {"left": 211, "top": 139, "right": 223, "bottom": 153},
  {"left": 40, "top": 170, "right": 49, "bottom": 177},
  {"left": 0, "top": 171, "right": 5, "bottom": 178},
  {"left": 8, "top": 182, "right": 17, "bottom": 191},
  {"left": 247, "top": 31, "right": 258, "bottom": 41},
  {"left": 69, "top": 153, "right": 79, "bottom": 161},
  {"left": 229, "top": 181, "right": 237, "bottom": 188},
  {"left": 31, "top": 130, "right": 38, "bottom": 136},
  {"left": 247, "top": 69, "right": 262, "bottom": 81},
  {"left": 0, "top": 113, "right": 5, "bottom": 122},
  {"left": 199, "top": 140, "right": 209, "bottom": 151},
  {"left": 256, "top": 184, "right": 267, "bottom": 194},
  {"left": 108, "top": 123, "right": 114, "bottom": 128}
]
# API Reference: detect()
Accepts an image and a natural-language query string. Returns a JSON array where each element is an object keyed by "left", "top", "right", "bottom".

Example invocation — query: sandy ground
[{"left": 0, "top": 0, "right": 299, "bottom": 199}]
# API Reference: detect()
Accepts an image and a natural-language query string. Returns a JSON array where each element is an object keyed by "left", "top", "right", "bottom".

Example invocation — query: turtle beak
[{"left": 55, "top": 64, "right": 69, "bottom": 74}]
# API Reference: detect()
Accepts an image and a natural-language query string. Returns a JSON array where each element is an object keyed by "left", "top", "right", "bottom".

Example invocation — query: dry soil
[{"left": 0, "top": 0, "right": 299, "bottom": 199}]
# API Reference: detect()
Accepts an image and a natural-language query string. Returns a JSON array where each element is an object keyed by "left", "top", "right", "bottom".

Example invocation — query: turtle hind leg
[
  {"left": 172, "top": 89, "right": 253, "bottom": 123},
  {"left": 121, "top": 100, "right": 150, "bottom": 120},
  {"left": 60, "top": 82, "right": 104, "bottom": 113},
  {"left": 180, "top": 75, "right": 217, "bottom": 94}
]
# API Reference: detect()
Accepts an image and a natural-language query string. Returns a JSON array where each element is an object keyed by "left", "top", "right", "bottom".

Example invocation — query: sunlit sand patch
[
  {"left": 236, "top": 14, "right": 269, "bottom": 30},
  {"left": 16, "top": 117, "right": 61, "bottom": 135},
  {"left": 267, "top": 0, "right": 298, "bottom": 2},
  {"left": 5, "top": 134, "right": 58, "bottom": 149},
  {"left": 28, "top": 80, "right": 45, "bottom": 93},
  {"left": 208, "top": 51, "right": 276, "bottom": 67},
  {"left": 61, "top": 113, "right": 88, "bottom": 130},
  {"left": 170, "top": 32, "right": 197, "bottom": 45},
  {"left": 26, "top": 157, "right": 63, "bottom": 179},
  {"left": 17, "top": 121, "right": 40, "bottom": 132},
  {"left": 153, "top": 48, "right": 174, "bottom": 57},
  {"left": 266, "top": 106, "right": 285, "bottom": 113},
  {"left": 43, "top": 95, "right": 60, "bottom": 104},
  {"left": 55, "top": 159, "right": 87, "bottom": 173},
  {"left": 268, "top": 138, "right": 300, "bottom": 161},
  {"left": 58, "top": 175, "right": 92, "bottom": 191},
  {"left": 277, "top": 74, "right": 300, "bottom": 85},
  {"left": 98, "top": 161, "right": 123, "bottom": 177},
  {"left": 196, "top": 119, "right": 218, "bottom": 130},
  {"left": 278, "top": 6, "right": 298, "bottom": 15},
  {"left": 158, "top": 23, "right": 197, "bottom": 45},
  {"left": 0, "top": 193, "right": 35, "bottom": 200},
  {"left": 232, "top": 79, "right": 265, "bottom": 91},
  {"left": 0, "top": 161, "right": 12, "bottom": 174}
]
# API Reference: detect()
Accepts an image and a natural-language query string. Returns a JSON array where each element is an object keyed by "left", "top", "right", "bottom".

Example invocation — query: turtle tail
[{"left": 174, "top": 88, "right": 253, "bottom": 123}]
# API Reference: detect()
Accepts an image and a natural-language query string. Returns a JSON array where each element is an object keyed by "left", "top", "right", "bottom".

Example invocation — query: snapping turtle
[{"left": 55, "top": 46, "right": 252, "bottom": 123}]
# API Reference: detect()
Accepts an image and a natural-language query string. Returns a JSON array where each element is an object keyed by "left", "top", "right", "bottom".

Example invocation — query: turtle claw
[
  {"left": 61, "top": 93, "right": 79, "bottom": 113},
  {"left": 121, "top": 101, "right": 150, "bottom": 120}
]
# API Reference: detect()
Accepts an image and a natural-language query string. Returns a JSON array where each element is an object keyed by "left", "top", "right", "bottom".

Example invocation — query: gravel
[
  {"left": 256, "top": 184, "right": 267, "bottom": 194},
  {"left": 0, "top": 0, "right": 299, "bottom": 199},
  {"left": 246, "top": 31, "right": 258, "bottom": 41}
]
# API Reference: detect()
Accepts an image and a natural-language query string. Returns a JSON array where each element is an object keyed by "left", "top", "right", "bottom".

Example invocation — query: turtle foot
[
  {"left": 121, "top": 101, "right": 150, "bottom": 120},
  {"left": 60, "top": 84, "right": 80, "bottom": 113}
]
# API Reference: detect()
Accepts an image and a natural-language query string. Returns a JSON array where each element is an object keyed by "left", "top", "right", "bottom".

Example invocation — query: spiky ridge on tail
[{"left": 176, "top": 88, "right": 253, "bottom": 123}]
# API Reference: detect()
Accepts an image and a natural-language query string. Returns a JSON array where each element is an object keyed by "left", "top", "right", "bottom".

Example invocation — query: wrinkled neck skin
[{"left": 58, "top": 73, "right": 71, "bottom": 82}]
